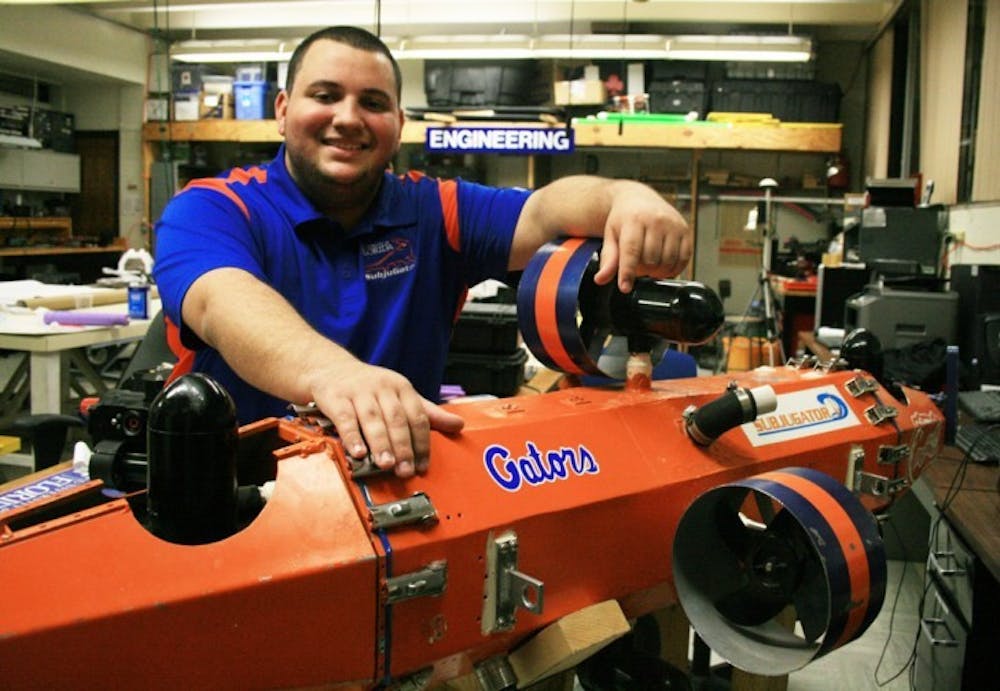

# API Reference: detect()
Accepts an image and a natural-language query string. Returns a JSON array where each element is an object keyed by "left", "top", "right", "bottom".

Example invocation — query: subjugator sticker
[{"left": 743, "top": 385, "right": 861, "bottom": 447}]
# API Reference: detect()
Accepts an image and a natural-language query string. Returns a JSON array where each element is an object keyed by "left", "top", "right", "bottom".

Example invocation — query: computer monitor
[{"left": 857, "top": 205, "right": 947, "bottom": 276}]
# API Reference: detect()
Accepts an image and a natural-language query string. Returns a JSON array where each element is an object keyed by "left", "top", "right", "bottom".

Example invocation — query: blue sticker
[{"left": 0, "top": 468, "right": 90, "bottom": 514}]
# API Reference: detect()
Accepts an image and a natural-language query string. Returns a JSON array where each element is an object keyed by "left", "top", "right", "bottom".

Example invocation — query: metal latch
[
  {"left": 386, "top": 561, "right": 447, "bottom": 604},
  {"left": 370, "top": 492, "right": 437, "bottom": 531},
  {"left": 846, "top": 376, "right": 879, "bottom": 397},
  {"left": 482, "top": 531, "right": 544, "bottom": 634},
  {"left": 348, "top": 453, "right": 388, "bottom": 478},
  {"left": 877, "top": 444, "right": 910, "bottom": 465},
  {"left": 854, "top": 471, "right": 907, "bottom": 497},
  {"left": 864, "top": 403, "right": 898, "bottom": 425},
  {"left": 288, "top": 401, "right": 334, "bottom": 430}
]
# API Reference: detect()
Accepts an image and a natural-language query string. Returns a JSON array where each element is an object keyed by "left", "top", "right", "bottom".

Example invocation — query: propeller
[{"left": 672, "top": 468, "right": 887, "bottom": 674}]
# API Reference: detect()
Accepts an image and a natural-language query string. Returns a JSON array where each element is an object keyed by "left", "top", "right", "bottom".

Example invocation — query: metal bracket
[
  {"left": 854, "top": 471, "right": 907, "bottom": 497},
  {"left": 864, "top": 403, "right": 898, "bottom": 425},
  {"left": 482, "top": 531, "right": 544, "bottom": 634},
  {"left": 348, "top": 453, "right": 389, "bottom": 478},
  {"left": 845, "top": 444, "right": 865, "bottom": 490},
  {"left": 370, "top": 492, "right": 438, "bottom": 531},
  {"left": 846, "top": 376, "right": 879, "bottom": 397},
  {"left": 386, "top": 561, "right": 447, "bottom": 604},
  {"left": 877, "top": 444, "right": 910, "bottom": 466},
  {"left": 288, "top": 401, "right": 334, "bottom": 430}
]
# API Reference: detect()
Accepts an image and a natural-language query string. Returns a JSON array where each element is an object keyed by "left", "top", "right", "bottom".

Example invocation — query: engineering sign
[{"left": 425, "top": 127, "right": 575, "bottom": 154}]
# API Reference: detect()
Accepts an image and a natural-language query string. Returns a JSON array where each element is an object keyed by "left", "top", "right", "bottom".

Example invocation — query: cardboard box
[
  {"left": 144, "top": 94, "right": 170, "bottom": 122},
  {"left": 200, "top": 91, "right": 234, "bottom": 119},
  {"left": 508, "top": 600, "right": 630, "bottom": 685},
  {"left": 553, "top": 79, "right": 606, "bottom": 105},
  {"left": 173, "top": 93, "right": 200, "bottom": 121}
]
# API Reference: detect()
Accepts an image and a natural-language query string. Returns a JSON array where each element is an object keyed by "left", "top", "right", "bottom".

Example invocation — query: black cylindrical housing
[
  {"left": 610, "top": 279, "right": 725, "bottom": 345},
  {"left": 146, "top": 373, "right": 239, "bottom": 545}
]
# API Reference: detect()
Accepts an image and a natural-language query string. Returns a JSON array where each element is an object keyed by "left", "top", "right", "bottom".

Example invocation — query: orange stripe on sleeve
[
  {"left": 184, "top": 179, "right": 252, "bottom": 220},
  {"left": 438, "top": 179, "right": 460, "bottom": 252}
]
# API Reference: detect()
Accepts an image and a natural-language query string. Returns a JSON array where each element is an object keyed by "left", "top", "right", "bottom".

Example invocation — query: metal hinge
[
  {"left": 482, "top": 531, "right": 544, "bottom": 634},
  {"left": 370, "top": 492, "right": 438, "bottom": 531},
  {"left": 854, "top": 471, "right": 908, "bottom": 497},
  {"left": 864, "top": 403, "right": 898, "bottom": 425},
  {"left": 386, "top": 561, "right": 447, "bottom": 604},
  {"left": 877, "top": 444, "right": 910, "bottom": 465},
  {"left": 846, "top": 376, "right": 879, "bottom": 397}
]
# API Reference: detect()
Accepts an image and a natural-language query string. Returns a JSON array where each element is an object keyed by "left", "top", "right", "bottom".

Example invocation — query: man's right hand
[{"left": 309, "top": 359, "right": 465, "bottom": 478}]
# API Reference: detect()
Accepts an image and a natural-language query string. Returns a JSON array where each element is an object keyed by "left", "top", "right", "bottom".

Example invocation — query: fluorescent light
[
  {"left": 171, "top": 39, "right": 293, "bottom": 63},
  {"left": 665, "top": 35, "right": 813, "bottom": 62},
  {"left": 0, "top": 133, "right": 43, "bottom": 149},
  {"left": 171, "top": 33, "right": 812, "bottom": 64}
]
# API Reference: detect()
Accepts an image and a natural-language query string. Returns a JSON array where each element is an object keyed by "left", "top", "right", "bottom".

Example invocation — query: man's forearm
[{"left": 182, "top": 267, "right": 354, "bottom": 406}]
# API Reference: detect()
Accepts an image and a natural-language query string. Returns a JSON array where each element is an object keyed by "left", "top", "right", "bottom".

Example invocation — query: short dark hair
[{"left": 284, "top": 26, "right": 402, "bottom": 100}]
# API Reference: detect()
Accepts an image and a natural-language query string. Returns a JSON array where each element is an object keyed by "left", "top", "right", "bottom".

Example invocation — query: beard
[{"left": 285, "top": 143, "right": 384, "bottom": 220}]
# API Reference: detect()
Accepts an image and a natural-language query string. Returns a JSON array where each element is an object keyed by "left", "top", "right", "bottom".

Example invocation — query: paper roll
[{"left": 18, "top": 285, "right": 159, "bottom": 311}]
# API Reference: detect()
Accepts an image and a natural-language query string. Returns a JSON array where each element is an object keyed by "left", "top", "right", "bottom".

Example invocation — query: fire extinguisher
[{"left": 826, "top": 151, "right": 850, "bottom": 190}]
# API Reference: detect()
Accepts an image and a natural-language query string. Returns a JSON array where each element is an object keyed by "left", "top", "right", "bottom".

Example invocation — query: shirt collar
[{"left": 272, "top": 145, "right": 419, "bottom": 239}]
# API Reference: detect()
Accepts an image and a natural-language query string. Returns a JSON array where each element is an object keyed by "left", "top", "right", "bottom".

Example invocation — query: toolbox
[
  {"left": 449, "top": 302, "right": 520, "bottom": 354},
  {"left": 445, "top": 348, "right": 528, "bottom": 397}
]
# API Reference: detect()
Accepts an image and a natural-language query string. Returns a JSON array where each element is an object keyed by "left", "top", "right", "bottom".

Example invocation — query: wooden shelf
[
  {"left": 0, "top": 218, "right": 124, "bottom": 258},
  {"left": 0, "top": 216, "right": 72, "bottom": 233},
  {"left": 143, "top": 119, "right": 842, "bottom": 153},
  {"left": 143, "top": 120, "right": 282, "bottom": 143}
]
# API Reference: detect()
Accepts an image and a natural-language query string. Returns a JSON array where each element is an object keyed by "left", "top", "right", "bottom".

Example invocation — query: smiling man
[{"left": 153, "top": 26, "right": 692, "bottom": 479}]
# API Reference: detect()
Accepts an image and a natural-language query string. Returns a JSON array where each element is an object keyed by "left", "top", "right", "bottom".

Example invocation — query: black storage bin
[
  {"left": 710, "top": 79, "right": 842, "bottom": 122},
  {"left": 648, "top": 80, "right": 707, "bottom": 115},
  {"left": 424, "top": 60, "right": 549, "bottom": 107},
  {"left": 445, "top": 349, "right": 528, "bottom": 397},
  {"left": 450, "top": 303, "right": 520, "bottom": 354}
]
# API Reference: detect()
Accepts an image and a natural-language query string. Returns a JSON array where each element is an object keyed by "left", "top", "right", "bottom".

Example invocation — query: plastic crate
[
  {"left": 234, "top": 81, "right": 269, "bottom": 120},
  {"left": 450, "top": 302, "right": 520, "bottom": 354},
  {"left": 710, "top": 79, "right": 841, "bottom": 123},
  {"left": 445, "top": 348, "right": 527, "bottom": 397},
  {"left": 235, "top": 63, "right": 265, "bottom": 83},
  {"left": 648, "top": 80, "right": 707, "bottom": 116}
]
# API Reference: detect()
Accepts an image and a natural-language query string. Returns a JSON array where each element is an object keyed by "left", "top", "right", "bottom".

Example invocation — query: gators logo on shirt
[{"left": 362, "top": 237, "right": 416, "bottom": 281}]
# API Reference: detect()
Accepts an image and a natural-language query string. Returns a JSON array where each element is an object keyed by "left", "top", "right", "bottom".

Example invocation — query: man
[{"left": 154, "top": 26, "right": 692, "bottom": 480}]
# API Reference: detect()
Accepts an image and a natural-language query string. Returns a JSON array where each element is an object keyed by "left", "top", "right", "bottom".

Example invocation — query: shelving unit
[
  {"left": 0, "top": 216, "right": 75, "bottom": 256},
  {"left": 141, "top": 119, "right": 842, "bottom": 152},
  {"left": 141, "top": 119, "right": 843, "bottom": 277}
]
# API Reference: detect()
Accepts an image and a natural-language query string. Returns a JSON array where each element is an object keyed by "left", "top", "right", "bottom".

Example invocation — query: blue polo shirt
[{"left": 153, "top": 145, "right": 530, "bottom": 424}]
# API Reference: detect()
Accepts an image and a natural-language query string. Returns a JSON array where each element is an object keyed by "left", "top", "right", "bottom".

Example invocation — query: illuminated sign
[{"left": 425, "top": 127, "right": 575, "bottom": 154}]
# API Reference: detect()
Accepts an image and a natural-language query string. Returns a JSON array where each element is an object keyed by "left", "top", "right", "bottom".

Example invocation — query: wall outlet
[{"left": 950, "top": 229, "right": 966, "bottom": 244}]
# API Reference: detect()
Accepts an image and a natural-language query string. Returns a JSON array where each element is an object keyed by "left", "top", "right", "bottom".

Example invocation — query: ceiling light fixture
[
  {"left": 170, "top": 34, "right": 813, "bottom": 64},
  {"left": 665, "top": 35, "right": 813, "bottom": 62}
]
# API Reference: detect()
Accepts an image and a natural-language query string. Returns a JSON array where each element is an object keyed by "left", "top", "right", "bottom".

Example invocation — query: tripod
[{"left": 719, "top": 179, "right": 785, "bottom": 371}]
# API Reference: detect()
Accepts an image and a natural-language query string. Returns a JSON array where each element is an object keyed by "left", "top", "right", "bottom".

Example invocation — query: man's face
[{"left": 275, "top": 39, "right": 403, "bottom": 198}]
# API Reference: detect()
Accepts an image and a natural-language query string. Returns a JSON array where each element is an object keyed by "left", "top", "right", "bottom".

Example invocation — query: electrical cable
[{"left": 873, "top": 421, "right": 997, "bottom": 687}]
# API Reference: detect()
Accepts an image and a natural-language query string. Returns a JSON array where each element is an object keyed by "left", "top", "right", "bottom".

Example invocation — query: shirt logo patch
[{"left": 362, "top": 237, "right": 415, "bottom": 281}]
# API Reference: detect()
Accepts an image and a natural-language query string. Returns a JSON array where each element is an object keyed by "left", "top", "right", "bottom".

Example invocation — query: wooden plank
[
  {"left": 142, "top": 120, "right": 282, "bottom": 143},
  {"left": 0, "top": 216, "right": 72, "bottom": 233},
  {"left": 143, "top": 119, "right": 841, "bottom": 154},
  {"left": 571, "top": 121, "right": 842, "bottom": 152}
]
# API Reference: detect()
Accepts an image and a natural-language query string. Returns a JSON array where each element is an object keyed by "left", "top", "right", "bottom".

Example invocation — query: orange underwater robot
[{"left": 0, "top": 239, "right": 943, "bottom": 689}]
